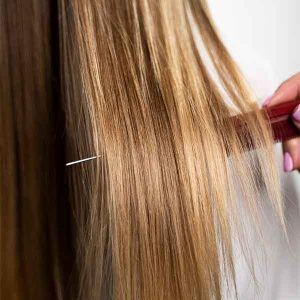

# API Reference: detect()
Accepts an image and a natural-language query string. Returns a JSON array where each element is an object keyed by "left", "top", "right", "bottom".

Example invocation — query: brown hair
[
  {"left": 0, "top": 1, "right": 73, "bottom": 298},
  {"left": 1, "top": 0, "right": 284, "bottom": 299}
]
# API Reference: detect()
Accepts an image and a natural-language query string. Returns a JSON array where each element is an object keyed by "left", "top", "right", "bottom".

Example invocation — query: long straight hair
[
  {"left": 1, "top": 0, "right": 283, "bottom": 299},
  {"left": 0, "top": 1, "right": 74, "bottom": 299}
]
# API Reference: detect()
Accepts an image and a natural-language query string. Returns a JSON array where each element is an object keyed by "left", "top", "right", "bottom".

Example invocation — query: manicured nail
[
  {"left": 283, "top": 152, "right": 293, "bottom": 172},
  {"left": 292, "top": 104, "right": 300, "bottom": 122},
  {"left": 262, "top": 95, "right": 273, "bottom": 107}
]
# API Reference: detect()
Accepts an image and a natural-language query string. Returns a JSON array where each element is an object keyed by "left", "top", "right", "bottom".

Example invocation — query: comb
[
  {"left": 66, "top": 100, "right": 300, "bottom": 166},
  {"left": 265, "top": 99, "right": 300, "bottom": 141}
]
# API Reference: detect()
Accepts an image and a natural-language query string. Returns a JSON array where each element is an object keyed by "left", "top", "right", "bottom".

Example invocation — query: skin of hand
[{"left": 263, "top": 72, "right": 300, "bottom": 172}]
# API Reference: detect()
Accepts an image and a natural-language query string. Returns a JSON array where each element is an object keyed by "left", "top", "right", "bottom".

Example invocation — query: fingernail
[
  {"left": 292, "top": 104, "right": 300, "bottom": 122},
  {"left": 262, "top": 95, "right": 273, "bottom": 107},
  {"left": 283, "top": 152, "right": 294, "bottom": 172}
]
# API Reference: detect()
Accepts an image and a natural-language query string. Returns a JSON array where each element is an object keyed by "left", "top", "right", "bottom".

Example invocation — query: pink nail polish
[
  {"left": 283, "top": 152, "right": 293, "bottom": 172},
  {"left": 292, "top": 104, "right": 300, "bottom": 122},
  {"left": 262, "top": 95, "right": 273, "bottom": 107}
]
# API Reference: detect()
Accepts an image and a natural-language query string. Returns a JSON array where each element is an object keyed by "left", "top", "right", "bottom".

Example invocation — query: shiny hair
[{"left": 1, "top": 0, "right": 283, "bottom": 299}]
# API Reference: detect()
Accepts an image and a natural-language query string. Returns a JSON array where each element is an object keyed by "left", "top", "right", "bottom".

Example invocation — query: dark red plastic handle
[
  {"left": 228, "top": 100, "right": 300, "bottom": 151},
  {"left": 265, "top": 100, "right": 300, "bottom": 142}
]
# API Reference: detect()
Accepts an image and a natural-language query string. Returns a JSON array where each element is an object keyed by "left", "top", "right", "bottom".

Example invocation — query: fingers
[
  {"left": 282, "top": 104, "right": 300, "bottom": 172},
  {"left": 263, "top": 72, "right": 300, "bottom": 107},
  {"left": 262, "top": 73, "right": 300, "bottom": 172},
  {"left": 283, "top": 138, "right": 300, "bottom": 172},
  {"left": 293, "top": 104, "right": 300, "bottom": 128}
]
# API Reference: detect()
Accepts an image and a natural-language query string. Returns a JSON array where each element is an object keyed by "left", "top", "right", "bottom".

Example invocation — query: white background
[{"left": 208, "top": 0, "right": 300, "bottom": 83}]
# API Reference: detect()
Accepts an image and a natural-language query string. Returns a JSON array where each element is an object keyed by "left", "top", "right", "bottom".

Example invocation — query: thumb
[
  {"left": 292, "top": 104, "right": 300, "bottom": 129},
  {"left": 282, "top": 104, "right": 300, "bottom": 172}
]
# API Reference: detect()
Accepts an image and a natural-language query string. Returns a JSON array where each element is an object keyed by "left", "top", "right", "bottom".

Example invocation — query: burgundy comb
[
  {"left": 265, "top": 100, "right": 300, "bottom": 142},
  {"left": 227, "top": 100, "right": 300, "bottom": 152}
]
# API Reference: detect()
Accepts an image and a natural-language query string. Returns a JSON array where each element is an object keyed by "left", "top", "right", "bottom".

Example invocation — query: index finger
[{"left": 264, "top": 73, "right": 300, "bottom": 107}]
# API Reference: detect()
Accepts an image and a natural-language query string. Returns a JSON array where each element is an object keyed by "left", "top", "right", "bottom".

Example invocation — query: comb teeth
[
  {"left": 265, "top": 100, "right": 300, "bottom": 142},
  {"left": 226, "top": 100, "right": 300, "bottom": 153}
]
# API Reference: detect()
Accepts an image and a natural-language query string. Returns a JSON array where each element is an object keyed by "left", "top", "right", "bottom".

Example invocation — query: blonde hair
[{"left": 1, "top": 0, "right": 284, "bottom": 299}]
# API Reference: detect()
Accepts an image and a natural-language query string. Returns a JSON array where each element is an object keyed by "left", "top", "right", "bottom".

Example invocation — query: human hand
[{"left": 263, "top": 73, "right": 300, "bottom": 172}]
